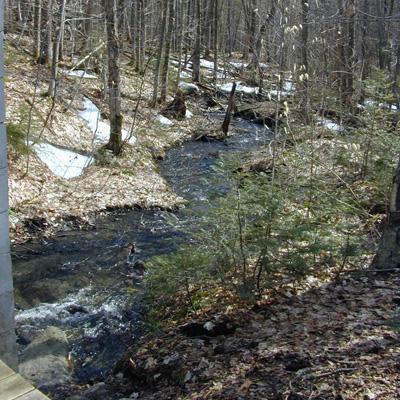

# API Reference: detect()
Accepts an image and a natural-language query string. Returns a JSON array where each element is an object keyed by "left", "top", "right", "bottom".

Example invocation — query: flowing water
[{"left": 12, "top": 115, "right": 271, "bottom": 383}]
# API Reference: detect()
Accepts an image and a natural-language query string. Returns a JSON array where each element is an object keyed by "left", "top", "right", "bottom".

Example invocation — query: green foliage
[
  {"left": 364, "top": 68, "right": 395, "bottom": 105},
  {"left": 145, "top": 66, "right": 400, "bottom": 323},
  {"left": 6, "top": 106, "right": 31, "bottom": 157},
  {"left": 145, "top": 157, "right": 370, "bottom": 321}
]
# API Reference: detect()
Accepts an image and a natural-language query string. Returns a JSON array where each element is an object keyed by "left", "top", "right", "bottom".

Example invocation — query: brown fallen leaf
[{"left": 239, "top": 379, "right": 253, "bottom": 395}]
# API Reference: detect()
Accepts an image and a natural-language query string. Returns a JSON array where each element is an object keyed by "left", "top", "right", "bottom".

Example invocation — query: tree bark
[
  {"left": 0, "top": 0, "right": 18, "bottom": 369},
  {"left": 151, "top": 0, "right": 167, "bottom": 105},
  {"left": 48, "top": 0, "right": 67, "bottom": 98},
  {"left": 104, "top": 0, "right": 123, "bottom": 155},
  {"left": 192, "top": 0, "right": 201, "bottom": 82},
  {"left": 222, "top": 82, "right": 236, "bottom": 136},
  {"left": 300, "top": 0, "right": 310, "bottom": 120},
  {"left": 33, "top": 0, "right": 41, "bottom": 61},
  {"left": 160, "top": 0, "right": 174, "bottom": 103},
  {"left": 373, "top": 156, "right": 400, "bottom": 269},
  {"left": 212, "top": 0, "right": 218, "bottom": 84}
]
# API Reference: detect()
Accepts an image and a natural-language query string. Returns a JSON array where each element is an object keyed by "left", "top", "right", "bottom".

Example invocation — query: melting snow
[
  {"left": 33, "top": 97, "right": 137, "bottom": 179},
  {"left": 157, "top": 115, "right": 174, "bottom": 126},
  {"left": 180, "top": 70, "right": 192, "bottom": 78},
  {"left": 79, "top": 97, "right": 136, "bottom": 144},
  {"left": 317, "top": 118, "right": 344, "bottom": 132},
  {"left": 65, "top": 69, "right": 97, "bottom": 79},
  {"left": 217, "top": 82, "right": 260, "bottom": 95},
  {"left": 31, "top": 141, "right": 93, "bottom": 179},
  {"left": 179, "top": 81, "right": 199, "bottom": 93},
  {"left": 200, "top": 59, "right": 215, "bottom": 69},
  {"left": 230, "top": 61, "right": 246, "bottom": 68}
]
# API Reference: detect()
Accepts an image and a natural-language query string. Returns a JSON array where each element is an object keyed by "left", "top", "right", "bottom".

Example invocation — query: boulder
[
  {"left": 178, "top": 81, "right": 199, "bottom": 96},
  {"left": 19, "top": 326, "right": 72, "bottom": 390}
]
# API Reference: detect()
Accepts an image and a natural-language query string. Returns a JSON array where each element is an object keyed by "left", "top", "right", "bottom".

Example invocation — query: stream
[{"left": 11, "top": 114, "right": 272, "bottom": 385}]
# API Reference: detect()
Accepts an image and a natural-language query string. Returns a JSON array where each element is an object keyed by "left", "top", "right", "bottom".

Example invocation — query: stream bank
[{"left": 12, "top": 114, "right": 273, "bottom": 398}]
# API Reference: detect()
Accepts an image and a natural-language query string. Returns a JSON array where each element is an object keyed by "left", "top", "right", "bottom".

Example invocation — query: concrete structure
[
  {"left": 0, "top": 360, "right": 51, "bottom": 399},
  {"left": 0, "top": 0, "right": 18, "bottom": 370}
]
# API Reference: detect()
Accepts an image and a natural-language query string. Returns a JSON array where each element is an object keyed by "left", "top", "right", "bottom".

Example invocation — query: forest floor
[
  {"left": 6, "top": 34, "right": 207, "bottom": 243},
  {"left": 108, "top": 270, "right": 400, "bottom": 400}
]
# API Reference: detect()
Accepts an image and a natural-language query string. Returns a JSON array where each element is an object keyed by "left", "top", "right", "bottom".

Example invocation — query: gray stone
[{"left": 19, "top": 326, "right": 72, "bottom": 388}]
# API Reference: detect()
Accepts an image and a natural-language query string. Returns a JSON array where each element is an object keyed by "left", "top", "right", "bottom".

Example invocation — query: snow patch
[
  {"left": 200, "top": 59, "right": 215, "bottom": 70},
  {"left": 217, "top": 82, "right": 260, "bottom": 95},
  {"left": 31, "top": 141, "right": 93, "bottom": 179},
  {"left": 180, "top": 70, "right": 192, "bottom": 78},
  {"left": 230, "top": 61, "right": 246, "bottom": 69},
  {"left": 65, "top": 69, "right": 97, "bottom": 79},
  {"left": 283, "top": 80, "right": 295, "bottom": 92},
  {"left": 185, "top": 109, "right": 193, "bottom": 119},
  {"left": 179, "top": 81, "right": 199, "bottom": 93},
  {"left": 79, "top": 97, "right": 136, "bottom": 144},
  {"left": 157, "top": 115, "right": 174, "bottom": 126},
  {"left": 317, "top": 117, "right": 344, "bottom": 132}
]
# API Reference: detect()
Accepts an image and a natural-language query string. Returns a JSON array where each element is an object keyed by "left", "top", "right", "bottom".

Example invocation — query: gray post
[{"left": 0, "top": 0, "right": 18, "bottom": 370}]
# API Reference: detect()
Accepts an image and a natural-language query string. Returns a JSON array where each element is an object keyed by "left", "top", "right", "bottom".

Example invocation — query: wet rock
[
  {"left": 275, "top": 352, "right": 311, "bottom": 372},
  {"left": 67, "top": 304, "right": 89, "bottom": 314},
  {"left": 16, "top": 325, "right": 41, "bottom": 346},
  {"left": 81, "top": 382, "right": 112, "bottom": 399},
  {"left": 161, "top": 90, "right": 186, "bottom": 120},
  {"left": 19, "top": 326, "right": 72, "bottom": 389},
  {"left": 193, "top": 130, "right": 227, "bottom": 142},
  {"left": 133, "top": 260, "right": 146, "bottom": 274},
  {"left": 179, "top": 81, "right": 199, "bottom": 96},
  {"left": 286, "top": 393, "right": 306, "bottom": 400},
  {"left": 179, "top": 317, "right": 236, "bottom": 337}
]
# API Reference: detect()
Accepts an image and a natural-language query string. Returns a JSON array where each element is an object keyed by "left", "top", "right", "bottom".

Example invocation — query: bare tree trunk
[
  {"left": 393, "top": 19, "right": 400, "bottom": 109},
  {"left": 300, "top": 0, "right": 310, "bottom": 120},
  {"left": 0, "top": 0, "right": 18, "bottom": 369},
  {"left": 151, "top": 0, "right": 167, "bottom": 105},
  {"left": 33, "top": 0, "right": 41, "bottom": 61},
  {"left": 222, "top": 82, "right": 236, "bottom": 136},
  {"left": 46, "top": 0, "right": 54, "bottom": 65},
  {"left": 175, "top": 0, "right": 185, "bottom": 91},
  {"left": 104, "top": 0, "right": 123, "bottom": 155},
  {"left": 192, "top": 0, "right": 201, "bottom": 82},
  {"left": 139, "top": 0, "right": 146, "bottom": 74},
  {"left": 373, "top": 156, "right": 400, "bottom": 269},
  {"left": 359, "top": 0, "right": 369, "bottom": 103},
  {"left": 160, "top": 0, "right": 174, "bottom": 103},
  {"left": 212, "top": 0, "right": 218, "bottom": 84},
  {"left": 203, "top": 0, "right": 212, "bottom": 58},
  {"left": 48, "top": 0, "right": 67, "bottom": 98}
]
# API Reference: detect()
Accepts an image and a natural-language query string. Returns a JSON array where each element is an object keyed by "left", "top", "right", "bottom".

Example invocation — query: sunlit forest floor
[{"left": 111, "top": 271, "right": 400, "bottom": 400}]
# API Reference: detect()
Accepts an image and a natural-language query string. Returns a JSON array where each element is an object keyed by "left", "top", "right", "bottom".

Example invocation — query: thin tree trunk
[
  {"left": 222, "top": 82, "right": 236, "bottom": 136},
  {"left": 212, "top": 0, "right": 218, "bottom": 84},
  {"left": 46, "top": 0, "right": 54, "bottom": 65},
  {"left": 0, "top": 0, "right": 18, "bottom": 369},
  {"left": 151, "top": 0, "right": 167, "bottom": 105},
  {"left": 139, "top": 0, "right": 146, "bottom": 74},
  {"left": 48, "top": 0, "right": 67, "bottom": 98},
  {"left": 373, "top": 155, "right": 400, "bottom": 269},
  {"left": 175, "top": 0, "right": 185, "bottom": 91},
  {"left": 160, "top": 0, "right": 174, "bottom": 103},
  {"left": 300, "top": 0, "right": 310, "bottom": 121},
  {"left": 104, "top": 0, "right": 123, "bottom": 155},
  {"left": 192, "top": 0, "right": 201, "bottom": 82},
  {"left": 33, "top": 0, "right": 41, "bottom": 61}
]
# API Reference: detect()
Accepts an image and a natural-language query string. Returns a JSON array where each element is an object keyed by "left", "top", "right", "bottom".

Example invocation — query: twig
[{"left": 312, "top": 367, "right": 357, "bottom": 379}]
